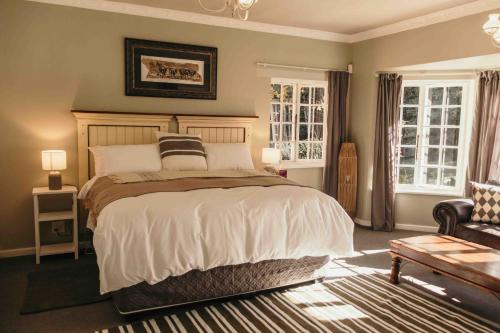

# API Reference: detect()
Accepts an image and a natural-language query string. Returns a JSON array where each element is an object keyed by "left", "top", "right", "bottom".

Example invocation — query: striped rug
[{"left": 97, "top": 273, "right": 499, "bottom": 333}]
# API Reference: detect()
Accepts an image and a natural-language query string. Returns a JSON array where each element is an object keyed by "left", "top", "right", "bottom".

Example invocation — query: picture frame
[{"left": 125, "top": 38, "right": 217, "bottom": 100}]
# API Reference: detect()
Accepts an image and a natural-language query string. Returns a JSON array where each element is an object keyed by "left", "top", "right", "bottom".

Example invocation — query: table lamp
[{"left": 41, "top": 150, "right": 66, "bottom": 190}]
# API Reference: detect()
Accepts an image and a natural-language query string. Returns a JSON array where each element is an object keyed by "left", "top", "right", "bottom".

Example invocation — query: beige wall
[
  {"left": 350, "top": 11, "right": 499, "bottom": 228},
  {"left": 0, "top": 0, "right": 351, "bottom": 251},
  {"left": 1, "top": 0, "right": 498, "bottom": 252}
]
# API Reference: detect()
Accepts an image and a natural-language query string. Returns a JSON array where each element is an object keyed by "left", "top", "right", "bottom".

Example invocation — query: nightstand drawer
[{"left": 38, "top": 210, "right": 73, "bottom": 222}]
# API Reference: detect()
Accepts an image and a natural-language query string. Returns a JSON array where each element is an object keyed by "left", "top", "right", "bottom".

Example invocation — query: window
[
  {"left": 397, "top": 80, "right": 473, "bottom": 194},
  {"left": 269, "top": 79, "right": 328, "bottom": 167}
]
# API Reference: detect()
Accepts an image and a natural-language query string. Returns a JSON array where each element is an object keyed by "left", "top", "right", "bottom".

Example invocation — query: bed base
[{"left": 112, "top": 256, "right": 329, "bottom": 315}]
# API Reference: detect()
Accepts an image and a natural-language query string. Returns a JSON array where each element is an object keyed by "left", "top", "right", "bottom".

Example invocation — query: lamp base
[{"left": 48, "top": 171, "right": 62, "bottom": 190}]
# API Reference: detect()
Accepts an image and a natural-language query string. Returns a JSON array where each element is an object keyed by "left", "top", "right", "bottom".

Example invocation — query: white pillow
[
  {"left": 89, "top": 144, "right": 162, "bottom": 176},
  {"left": 204, "top": 143, "right": 254, "bottom": 171},
  {"left": 156, "top": 132, "right": 208, "bottom": 171}
]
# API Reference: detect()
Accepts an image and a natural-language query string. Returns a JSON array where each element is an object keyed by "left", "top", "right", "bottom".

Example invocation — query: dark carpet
[
  {"left": 20, "top": 262, "right": 110, "bottom": 314},
  {"left": 1, "top": 227, "right": 499, "bottom": 333}
]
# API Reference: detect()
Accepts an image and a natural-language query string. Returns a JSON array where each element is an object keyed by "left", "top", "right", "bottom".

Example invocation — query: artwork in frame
[{"left": 125, "top": 38, "right": 217, "bottom": 100}]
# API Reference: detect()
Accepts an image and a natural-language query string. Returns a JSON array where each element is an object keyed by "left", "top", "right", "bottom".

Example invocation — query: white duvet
[{"left": 85, "top": 182, "right": 354, "bottom": 294}]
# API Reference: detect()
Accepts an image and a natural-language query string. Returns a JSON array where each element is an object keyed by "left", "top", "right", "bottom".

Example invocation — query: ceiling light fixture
[
  {"left": 482, "top": 13, "right": 500, "bottom": 47},
  {"left": 198, "top": 0, "right": 258, "bottom": 21}
]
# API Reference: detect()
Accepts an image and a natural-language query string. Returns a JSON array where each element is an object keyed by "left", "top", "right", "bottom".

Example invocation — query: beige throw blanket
[
  {"left": 85, "top": 172, "right": 303, "bottom": 225},
  {"left": 107, "top": 169, "right": 272, "bottom": 184}
]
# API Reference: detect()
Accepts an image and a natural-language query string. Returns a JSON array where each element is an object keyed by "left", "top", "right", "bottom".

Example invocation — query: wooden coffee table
[{"left": 389, "top": 235, "right": 500, "bottom": 294}]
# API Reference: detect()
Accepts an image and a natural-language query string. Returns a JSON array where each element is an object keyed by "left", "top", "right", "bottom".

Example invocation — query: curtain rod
[
  {"left": 257, "top": 62, "right": 351, "bottom": 73},
  {"left": 373, "top": 69, "right": 497, "bottom": 77}
]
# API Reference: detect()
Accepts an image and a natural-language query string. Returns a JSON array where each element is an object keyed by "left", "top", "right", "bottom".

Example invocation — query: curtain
[
  {"left": 468, "top": 71, "right": 500, "bottom": 187},
  {"left": 371, "top": 73, "right": 402, "bottom": 231},
  {"left": 323, "top": 71, "right": 350, "bottom": 197}
]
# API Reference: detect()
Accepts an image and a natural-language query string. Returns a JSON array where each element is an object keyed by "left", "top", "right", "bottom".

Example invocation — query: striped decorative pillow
[{"left": 157, "top": 133, "right": 208, "bottom": 171}]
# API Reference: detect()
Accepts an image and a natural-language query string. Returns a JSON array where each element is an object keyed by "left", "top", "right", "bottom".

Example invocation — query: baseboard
[
  {"left": 395, "top": 224, "right": 438, "bottom": 233},
  {"left": 354, "top": 218, "right": 371, "bottom": 227},
  {"left": 0, "top": 241, "right": 92, "bottom": 259},
  {"left": 354, "top": 218, "right": 438, "bottom": 233},
  {"left": 0, "top": 247, "right": 35, "bottom": 258}
]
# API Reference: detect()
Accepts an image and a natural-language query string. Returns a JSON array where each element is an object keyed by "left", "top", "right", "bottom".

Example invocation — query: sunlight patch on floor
[
  {"left": 284, "top": 288, "right": 342, "bottom": 304},
  {"left": 304, "top": 304, "right": 368, "bottom": 321},
  {"left": 401, "top": 275, "right": 447, "bottom": 295},
  {"left": 361, "top": 248, "right": 389, "bottom": 255}
]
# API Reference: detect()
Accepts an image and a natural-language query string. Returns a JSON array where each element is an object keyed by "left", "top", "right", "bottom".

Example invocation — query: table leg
[{"left": 390, "top": 255, "right": 402, "bottom": 284}]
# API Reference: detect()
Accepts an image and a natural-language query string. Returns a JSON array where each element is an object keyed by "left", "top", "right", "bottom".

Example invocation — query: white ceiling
[
  {"left": 30, "top": 0, "right": 500, "bottom": 42},
  {"left": 116, "top": 0, "right": 479, "bottom": 33}
]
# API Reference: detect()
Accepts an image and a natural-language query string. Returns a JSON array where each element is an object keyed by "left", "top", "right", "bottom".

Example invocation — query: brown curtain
[
  {"left": 468, "top": 71, "right": 500, "bottom": 187},
  {"left": 371, "top": 73, "right": 402, "bottom": 231},
  {"left": 323, "top": 71, "right": 350, "bottom": 198}
]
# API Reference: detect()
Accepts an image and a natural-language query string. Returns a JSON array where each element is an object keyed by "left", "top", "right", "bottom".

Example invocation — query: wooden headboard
[
  {"left": 73, "top": 111, "right": 172, "bottom": 187},
  {"left": 177, "top": 115, "right": 257, "bottom": 145},
  {"left": 73, "top": 111, "right": 257, "bottom": 188}
]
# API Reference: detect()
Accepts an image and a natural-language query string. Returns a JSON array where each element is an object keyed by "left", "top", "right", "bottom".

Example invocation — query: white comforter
[{"left": 87, "top": 183, "right": 354, "bottom": 294}]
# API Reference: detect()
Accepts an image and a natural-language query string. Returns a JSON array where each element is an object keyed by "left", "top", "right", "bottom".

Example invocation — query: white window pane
[
  {"left": 283, "top": 105, "right": 293, "bottom": 122},
  {"left": 401, "top": 127, "right": 417, "bottom": 145},
  {"left": 311, "top": 143, "right": 322, "bottom": 159},
  {"left": 299, "top": 124, "right": 309, "bottom": 141},
  {"left": 282, "top": 124, "right": 293, "bottom": 141},
  {"left": 313, "top": 87, "right": 325, "bottom": 104},
  {"left": 269, "top": 124, "right": 279, "bottom": 142},
  {"left": 442, "top": 169, "right": 456, "bottom": 187},
  {"left": 424, "top": 167, "right": 438, "bottom": 185},
  {"left": 424, "top": 128, "right": 441, "bottom": 146},
  {"left": 298, "top": 142, "right": 308, "bottom": 159},
  {"left": 424, "top": 147, "right": 440, "bottom": 165},
  {"left": 300, "top": 87, "right": 310, "bottom": 104},
  {"left": 443, "top": 148, "right": 458, "bottom": 166},
  {"left": 402, "top": 107, "right": 418, "bottom": 125},
  {"left": 312, "top": 125, "right": 323, "bottom": 141},
  {"left": 403, "top": 87, "right": 419, "bottom": 105},
  {"left": 428, "top": 108, "right": 442, "bottom": 125},
  {"left": 271, "top": 84, "right": 281, "bottom": 101},
  {"left": 270, "top": 104, "right": 280, "bottom": 122},
  {"left": 281, "top": 142, "right": 292, "bottom": 161},
  {"left": 300, "top": 106, "right": 309, "bottom": 122},
  {"left": 399, "top": 167, "right": 415, "bottom": 184},
  {"left": 445, "top": 128, "right": 459, "bottom": 146},
  {"left": 399, "top": 147, "right": 416, "bottom": 165},
  {"left": 429, "top": 87, "right": 444, "bottom": 105},
  {"left": 283, "top": 85, "right": 293, "bottom": 103},
  {"left": 312, "top": 106, "right": 324, "bottom": 123},
  {"left": 446, "top": 107, "right": 461, "bottom": 125},
  {"left": 447, "top": 87, "right": 462, "bottom": 105}
]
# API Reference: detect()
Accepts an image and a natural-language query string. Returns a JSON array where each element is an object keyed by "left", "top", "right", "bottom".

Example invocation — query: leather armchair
[
  {"left": 433, "top": 198, "right": 500, "bottom": 249},
  {"left": 432, "top": 199, "right": 474, "bottom": 235}
]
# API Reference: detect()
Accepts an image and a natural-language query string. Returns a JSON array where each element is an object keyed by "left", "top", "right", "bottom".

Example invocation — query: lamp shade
[
  {"left": 262, "top": 148, "right": 280, "bottom": 164},
  {"left": 42, "top": 150, "right": 67, "bottom": 171}
]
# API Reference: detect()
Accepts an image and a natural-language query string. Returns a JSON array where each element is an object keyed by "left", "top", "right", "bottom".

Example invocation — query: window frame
[
  {"left": 396, "top": 79, "right": 475, "bottom": 196},
  {"left": 270, "top": 78, "right": 328, "bottom": 168}
]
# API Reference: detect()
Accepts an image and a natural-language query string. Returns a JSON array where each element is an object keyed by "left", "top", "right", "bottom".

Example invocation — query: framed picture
[{"left": 125, "top": 38, "right": 217, "bottom": 100}]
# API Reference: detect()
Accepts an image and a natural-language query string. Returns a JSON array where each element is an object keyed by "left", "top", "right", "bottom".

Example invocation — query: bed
[{"left": 73, "top": 111, "right": 354, "bottom": 315}]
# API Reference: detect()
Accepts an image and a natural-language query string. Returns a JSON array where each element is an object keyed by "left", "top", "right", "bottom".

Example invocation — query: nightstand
[{"left": 32, "top": 186, "right": 78, "bottom": 264}]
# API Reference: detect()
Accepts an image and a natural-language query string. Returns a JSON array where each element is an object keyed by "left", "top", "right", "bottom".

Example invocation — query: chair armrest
[{"left": 432, "top": 199, "right": 474, "bottom": 235}]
